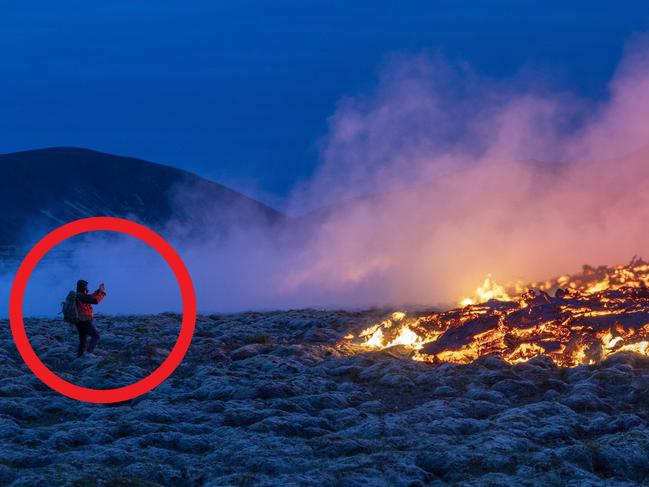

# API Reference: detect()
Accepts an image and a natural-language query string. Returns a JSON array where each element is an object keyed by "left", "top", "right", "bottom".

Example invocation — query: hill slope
[{"left": 0, "top": 147, "right": 282, "bottom": 246}]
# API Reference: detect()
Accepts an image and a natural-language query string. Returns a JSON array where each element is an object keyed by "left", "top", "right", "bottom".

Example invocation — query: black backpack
[{"left": 62, "top": 291, "right": 79, "bottom": 323}]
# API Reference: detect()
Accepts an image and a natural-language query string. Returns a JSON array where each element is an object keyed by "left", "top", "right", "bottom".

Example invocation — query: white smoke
[{"left": 4, "top": 40, "right": 649, "bottom": 316}]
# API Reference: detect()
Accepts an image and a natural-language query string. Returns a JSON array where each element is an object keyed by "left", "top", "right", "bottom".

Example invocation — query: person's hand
[{"left": 99, "top": 283, "right": 105, "bottom": 293}]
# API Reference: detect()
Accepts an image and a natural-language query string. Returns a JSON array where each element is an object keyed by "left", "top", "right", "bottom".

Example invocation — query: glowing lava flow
[
  {"left": 459, "top": 275, "right": 513, "bottom": 307},
  {"left": 340, "top": 258, "right": 649, "bottom": 367}
]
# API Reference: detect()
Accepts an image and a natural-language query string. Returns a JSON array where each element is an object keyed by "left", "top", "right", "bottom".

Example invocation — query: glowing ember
[
  {"left": 361, "top": 327, "right": 384, "bottom": 348},
  {"left": 460, "top": 274, "right": 513, "bottom": 306},
  {"left": 386, "top": 325, "right": 422, "bottom": 348},
  {"left": 341, "top": 257, "right": 649, "bottom": 367}
]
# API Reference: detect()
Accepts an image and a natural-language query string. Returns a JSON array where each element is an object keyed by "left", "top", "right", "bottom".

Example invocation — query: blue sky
[{"left": 1, "top": 1, "right": 649, "bottom": 207}]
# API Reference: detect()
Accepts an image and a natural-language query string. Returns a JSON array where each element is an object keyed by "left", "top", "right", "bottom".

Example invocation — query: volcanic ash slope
[{"left": 1, "top": 311, "right": 649, "bottom": 486}]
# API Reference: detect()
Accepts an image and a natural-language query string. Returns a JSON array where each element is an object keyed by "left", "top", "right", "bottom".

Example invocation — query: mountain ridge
[{"left": 0, "top": 147, "right": 283, "bottom": 246}]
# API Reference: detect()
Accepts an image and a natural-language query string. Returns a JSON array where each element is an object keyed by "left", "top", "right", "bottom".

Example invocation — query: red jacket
[{"left": 76, "top": 289, "right": 106, "bottom": 322}]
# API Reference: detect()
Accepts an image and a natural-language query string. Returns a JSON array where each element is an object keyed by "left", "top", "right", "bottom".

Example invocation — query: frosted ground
[{"left": 1, "top": 310, "right": 649, "bottom": 486}]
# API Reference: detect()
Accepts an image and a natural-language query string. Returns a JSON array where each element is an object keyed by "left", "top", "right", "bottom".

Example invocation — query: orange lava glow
[{"left": 340, "top": 258, "right": 649, "bottom": 367}]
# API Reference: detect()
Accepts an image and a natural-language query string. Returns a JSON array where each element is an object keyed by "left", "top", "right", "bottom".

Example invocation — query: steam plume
[{"left": 5, "top": 41, "right": 649, "bottom": 316}]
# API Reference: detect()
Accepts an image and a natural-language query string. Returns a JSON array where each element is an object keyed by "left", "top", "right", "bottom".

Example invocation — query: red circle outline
[{"left": 8, "top": 217, "right": 196, "bottom": 404}]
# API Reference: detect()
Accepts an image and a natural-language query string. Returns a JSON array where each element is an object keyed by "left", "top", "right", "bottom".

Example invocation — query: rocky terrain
[{"left": 1, "top": 310, "right": 649, "bottom": 486}]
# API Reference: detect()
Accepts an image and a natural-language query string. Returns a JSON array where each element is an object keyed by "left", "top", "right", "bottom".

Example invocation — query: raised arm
[
  {"left": 91, "top": 288, "right": 107, "bottom": 304},
  {"left": 77, "top": 293, "right": 100, "bottom": 305},
  {"left": 77, "top": 288, "right": 106, "bottom": 305}
]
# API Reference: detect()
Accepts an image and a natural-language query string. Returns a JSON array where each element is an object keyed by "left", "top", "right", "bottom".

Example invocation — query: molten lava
[{"left": 341, "top": 257, "right": 649, "bottom": 367}]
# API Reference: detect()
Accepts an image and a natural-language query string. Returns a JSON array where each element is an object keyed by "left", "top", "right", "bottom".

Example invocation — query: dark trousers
[{"left": 75, "top": 320, "right": 100, "bottom": 357}]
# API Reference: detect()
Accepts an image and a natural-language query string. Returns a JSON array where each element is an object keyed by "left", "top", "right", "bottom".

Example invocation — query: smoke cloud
[
  {"left": 4, "top": 40, "right": 649, "bottom": 317},
  {"left": 278, "top": 43, "right": 649, "bottom": 308}
]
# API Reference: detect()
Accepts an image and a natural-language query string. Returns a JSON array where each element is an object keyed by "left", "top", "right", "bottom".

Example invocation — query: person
[{"left": 75, "top": 280, "right": 107, "bottom": 358}]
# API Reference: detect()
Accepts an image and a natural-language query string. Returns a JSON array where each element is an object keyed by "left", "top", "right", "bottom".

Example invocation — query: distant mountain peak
[{"left": 0, "top": 147, "right": 283, "bottom": 246}]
